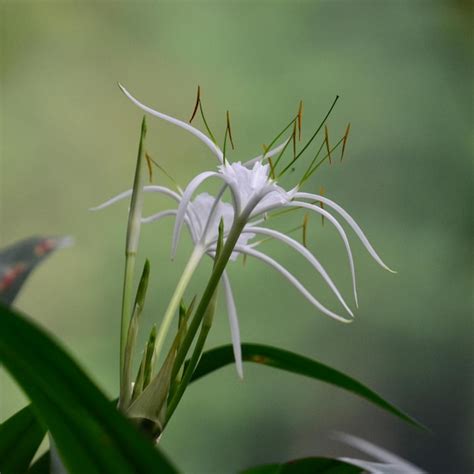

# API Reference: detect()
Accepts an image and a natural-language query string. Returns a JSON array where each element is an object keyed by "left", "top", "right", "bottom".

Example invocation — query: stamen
[
  {"left": 302, "top": 213, "right": 309, "bottom": 248},
  {"left": 189, "top": 85, "right": 201, "bottom": 123},
  {"left": 188, "top": 84, "right": 217, "bottom": 144},
  {"left": 272, "top": 135, "right": 292, "bottom": 170},
  {"left": 199, "top": 101, "right": 217, "bottom": 144},
  {"left": 222, "top": 110, "right": 235, "bottom": 163},
  {"left": 300, "top": 140, "right": 325, "bottom": 185},
  {"left": 144, "top": 155, "right": 180, "bottom": 191},
  {"left": 260, "top": 113, "right": 298, "bottom": 163},
  {"left": 341, "top": 122, "right": 351, "bottom": 161},
  {"left": 226, "top": 110, "right": 235, "bottom": 149},
  {"left": 279, "top": 95, "right": 339, "bottom": 176},
  {"left": 299, "top": 135, "right": 345, "bottom": 185},
  {"left": 292, "top": 121, "right": 297, "bottom": 159},
  {"left": 145, "top": 152, "right": 153, "bottom": 182},
  {"left": 297, "top": 100, "right": 303, "bottom": 141},
  {"left": 324, "top": 125, "right": 332, "bottom": 165}
]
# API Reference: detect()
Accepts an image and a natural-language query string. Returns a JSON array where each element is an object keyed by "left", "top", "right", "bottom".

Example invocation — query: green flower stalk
[{"left": 119, "top": 116, "right": 147, "bottom": 406}]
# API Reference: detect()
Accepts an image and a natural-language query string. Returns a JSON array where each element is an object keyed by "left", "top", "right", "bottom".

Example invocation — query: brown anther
[
  {"left": 189, "top": 85, "right": 201, "bottom": 123},
  {"left": 226, "top": 110, "right": 235, "bottom": 149},
  {"left": 145, "top": 152, "right": 153, "bottom": 182},
  {"left": 324, "top": 125, "right": 332, "bottom": 164},
  {"left": 297, "top": 100, "right": 303, "bottom": 141},
  {"left": 341, "top": 122, "right": 351, "bottom": 161}
]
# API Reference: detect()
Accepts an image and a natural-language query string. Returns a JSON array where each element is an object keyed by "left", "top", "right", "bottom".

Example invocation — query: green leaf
[
  {"left": 0, "top": 303, "right": 179, "bottom": 474},
  {"left": 27, "top": 452, "right": 49, "bottom": 473},
  {"left": 191, "top": 343, "right": 425, "bottom": 430},
  {"left": 120, "top": 259, "right": 151, "bottom": 410},
  {"left": 0, "top": 404, "right": 46, "bottom": 473},
  {"left": 0, "top": 236, "right": 72, "bottom": 306},
  {"left": 241, "top": 457, "right": 363, "bottom": 474}
]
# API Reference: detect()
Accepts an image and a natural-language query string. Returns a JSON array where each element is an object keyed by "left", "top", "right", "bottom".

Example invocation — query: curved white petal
[
  {"left": 172, "top": 171, "right": 222, "bottom": 258},
  {"left": 89, "top": 185, "right": 180, "bottom": 211},
  {"left": 141, "top": 209, "right": 178, "bottom": 224},
  {"left": 246, "top": 226, "right": 353, "bottom": 317},
  {"left": 234, "top": 245, "right": 352, "bottom": 323},
  {"left": 295, "top": 192, "right": 396, "bottom": 273},
  {"left": 222, "top": 271, "right": 243, "bottom": 379},
  {"left": 338, "top": 458, "right": 407, "bottom": 474},
  {"left": 244, "top": 138, "right": 291, "bottom": 167},
  {"left": 200, "top": 185, "right": 230, "bottom": 237},
  {"left": 287, "top": 201, "right": 359, "bottom": 307},
  {"left": 336, "top": 433, "right": 425, "bottom": 473},
  {"left": 119, "top": 84, "right": 224, "bottom": 162}
]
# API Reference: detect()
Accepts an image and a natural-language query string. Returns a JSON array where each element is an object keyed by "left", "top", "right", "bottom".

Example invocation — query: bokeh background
[{"left": 1, "top": 1, "right": 472, "bottom": 472}]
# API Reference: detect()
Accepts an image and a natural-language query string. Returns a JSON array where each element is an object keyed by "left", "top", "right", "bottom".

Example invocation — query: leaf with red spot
[{"left": 0, "top": 236, "right": 72, "bottom": 306}]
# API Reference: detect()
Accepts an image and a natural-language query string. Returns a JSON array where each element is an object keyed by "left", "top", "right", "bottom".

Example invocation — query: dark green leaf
[
  {"left": 241, "top": 457, "right": 363, "bottom": 474},
  {"left": 0, "top": 404, "right": 46, "bottom": 473},
  {"left": 27, "top": 451, "right": 49, "bottom": 473},
  {"left": 0, "top": 303, "right": 179, "bottom": 474},
  {"left": 191, "top": 343, "right": 424, "bottom": 430}
]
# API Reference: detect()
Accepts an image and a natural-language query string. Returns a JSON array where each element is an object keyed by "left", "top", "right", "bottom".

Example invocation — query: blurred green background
[{"left": 1, "top": 1, "right": 472, "bottom": 472}]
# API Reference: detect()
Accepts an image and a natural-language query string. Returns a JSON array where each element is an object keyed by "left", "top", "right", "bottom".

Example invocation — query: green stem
[
  {"left": 165, "top": 294, "right": 215, "bottom": 423},
  {"left": 154, "top": 245, "right": 204, "bottom": 364},
  {"left": 170, "top": 217, "right": 247, "bottom": 384},
  {"left": 119, "top": 254, "right": 136, "bottom": 403},
  {"left": 119, "top": 117, "right": 147, "bottom": 396},
  {"left": 120, "top": 255, "right": 136, "bottom": 370}
]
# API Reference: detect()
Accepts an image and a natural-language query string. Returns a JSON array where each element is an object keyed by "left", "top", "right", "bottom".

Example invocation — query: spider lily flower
[{"left": 100, "top": 86, "right": 393, "bottom": 377}]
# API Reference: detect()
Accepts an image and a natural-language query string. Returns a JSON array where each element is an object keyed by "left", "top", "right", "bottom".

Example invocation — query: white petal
[
  {"left": 287, "top": 201, "right": 359, "bottom": 307},
  {"left": 141, "top": 209, "right": 178, "bottom": 224},
  {"left": 335, "top": 433, "right": 425, "bottom": 473},
  {"left": 244, "top": 138, "right": 291, "bottom": 167},
  {"left": 199, "top": 185, "right": 229, "bottom": 239},
  {"left": 172, "top": 171, "right": 221, "bottom": 258},
  {"left": 338, "top": 458, "right": 408, "bottom": 474},
  {"left": 234, "top": 245, "right": 352, "bottom": 323},
  {"left": 89, "top": 185, "right": 180, "bottom": 211},
  {"left": 295, "top": 192, "right": 396, "bottom": 273},
  {"left": 246, "top": 226, "right": 353, "bottom": 317},
  {"left": 222, "top": 271, "right": 243, "bottom": 379},
  {"left": 119, "top": 84, "right": 224, "bottom": 163}
]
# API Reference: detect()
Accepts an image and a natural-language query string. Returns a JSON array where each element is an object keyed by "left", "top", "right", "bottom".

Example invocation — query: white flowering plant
[{"left": 0, "top": 86, "right": 427, "bottom": 474}]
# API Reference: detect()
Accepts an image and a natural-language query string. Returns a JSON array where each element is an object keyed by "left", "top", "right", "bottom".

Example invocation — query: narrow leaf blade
[
  {"left": 190, "top": 343, "right": 425, "bottom": 430},
  {"left": 0, "top": 303, "right": 179, "bottom": 474},
  {"left": 0, "top": 404, "right": 46, "bottom": 473}
]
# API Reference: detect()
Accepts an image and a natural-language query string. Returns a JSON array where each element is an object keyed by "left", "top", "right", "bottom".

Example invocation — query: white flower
[{"left": 98, "top": 85, "right": 395, "bottom": 377}]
